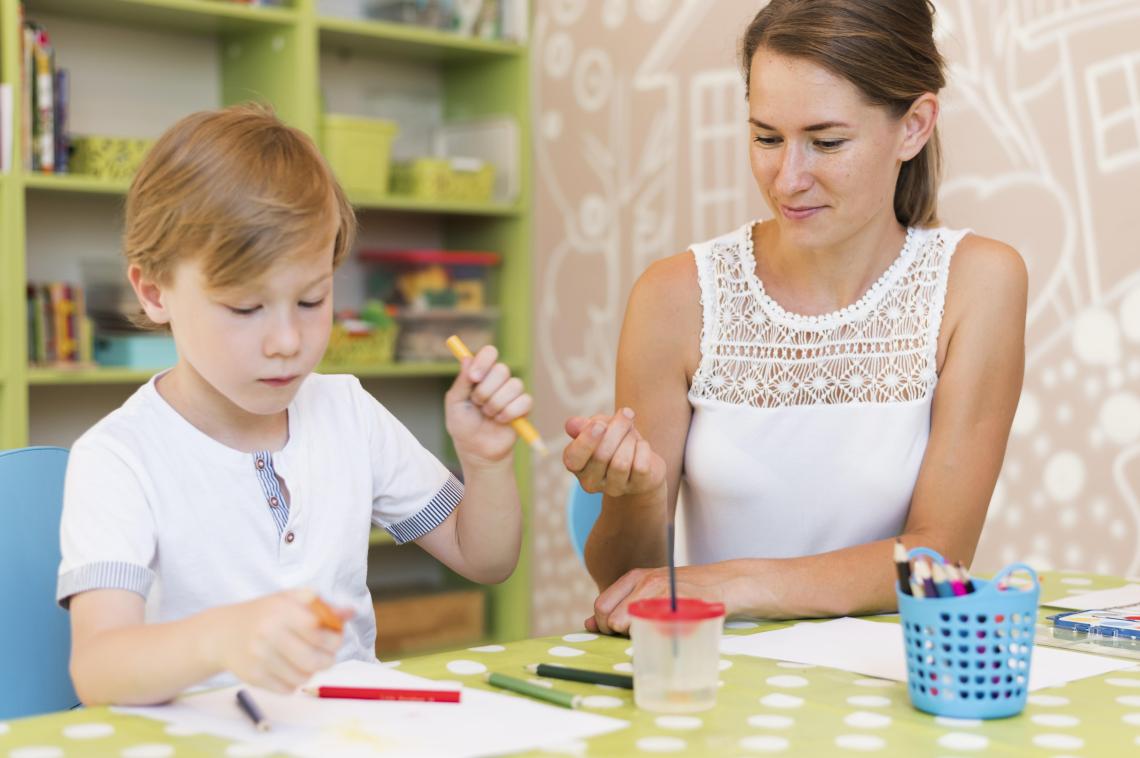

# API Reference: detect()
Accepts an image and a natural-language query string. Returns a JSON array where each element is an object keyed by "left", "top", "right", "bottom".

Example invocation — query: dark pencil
[
  {"left": 893, "top": 539, "right": 912, "bottom": 595},
  {"left": 526, "top": 663, "right": 634, "bottom": 690},
  {"left": 235, "top": 688, "right": 269, "bottom": 732}
]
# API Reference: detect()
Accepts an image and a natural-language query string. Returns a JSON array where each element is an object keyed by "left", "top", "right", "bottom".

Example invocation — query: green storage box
[
  {"left": 70, "top": 136, "right": 154, "bottom": 181},
  {"left": 320, "top": 114, "right": 398, "bottom": 197},
  {"left": 390, "top": 157, "right": 495, "bottom": 203}
]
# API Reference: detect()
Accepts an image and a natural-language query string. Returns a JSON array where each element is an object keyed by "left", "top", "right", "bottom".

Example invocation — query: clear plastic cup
[{"left": 629, "top": 597, "right": 726, "bottom": 713}]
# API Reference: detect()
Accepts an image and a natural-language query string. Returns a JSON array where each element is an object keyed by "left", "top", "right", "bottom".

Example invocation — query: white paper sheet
[
  {"left": 1043, "top": 583, "right": 1140, "bottom": 610},
  {"left": 116, "top": 661, "right": 627, "bottom": 758},
  {"left": 720, "top": 617, "right": 1133, "bottom": 691}
]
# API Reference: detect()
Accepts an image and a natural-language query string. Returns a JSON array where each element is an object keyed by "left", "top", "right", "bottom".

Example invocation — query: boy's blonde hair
[{"left": 124, "top": 103, "right": 356, "bottom": 326}]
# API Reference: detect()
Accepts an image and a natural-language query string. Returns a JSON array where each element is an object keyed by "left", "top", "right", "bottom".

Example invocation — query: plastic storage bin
[
  {"left": 70, "top": 136, "right": 154, "bottom": 181},
  {"left": 320, "top": 114, "right": 398, "bottom": 196},
  {"left": 897, "top": 547, "right": 1040, "bottom": 719},
  {"left": 393, "top": 308, "right": 498, "bottom": 362},
  {"left": 94, "top": 333, "right": 177, "bottom": 369},
  {"left": 389, "top": 157, "right": 494, "bottom": 203},
  {"left": 323, "top": 322, "right": 398, "bottom": 366},
  {"left": 359, "top": 249, "right": 500, "bottom": 311}
]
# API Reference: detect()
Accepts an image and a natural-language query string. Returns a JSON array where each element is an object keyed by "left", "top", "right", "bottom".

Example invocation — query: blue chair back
[
  {"left": 565, "top": 480, "right": 603, "bottom": 563},
  {"left": 0, "top": 446, "right": 78, "bottom": 718}
]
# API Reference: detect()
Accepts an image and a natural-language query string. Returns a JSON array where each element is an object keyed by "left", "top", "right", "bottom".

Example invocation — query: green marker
[{"left": 485, "top": 672, "right": 583, "bottom": 709}]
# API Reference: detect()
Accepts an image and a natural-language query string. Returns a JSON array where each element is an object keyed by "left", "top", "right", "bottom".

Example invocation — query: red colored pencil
[{"left": 302, "top": 685, "right": 461, "bottom": 703}]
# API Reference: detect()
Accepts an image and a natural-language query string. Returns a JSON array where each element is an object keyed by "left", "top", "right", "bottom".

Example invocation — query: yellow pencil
[{"left": 445, "top": 335, "right": 547, "bottom": 455}]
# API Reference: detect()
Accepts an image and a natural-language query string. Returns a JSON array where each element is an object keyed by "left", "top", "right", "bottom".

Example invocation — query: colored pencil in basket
[
  {"left": 944, "top": 563, "right": 968, "bottom": 596},
  {"left": 956, "top": 561, "right": 976, "bottom": 593},
  {"left": 915, "top": 560, "right": 938, "bottom": 598},
  {"left": 444, "top": 335, "right": 548, "bottom": 455},
  {"left": 893, "top": 539, "right": 912, "bottom": 595},
  {"left": 930, "top": 562, "right": 955, "bottom": 598}
]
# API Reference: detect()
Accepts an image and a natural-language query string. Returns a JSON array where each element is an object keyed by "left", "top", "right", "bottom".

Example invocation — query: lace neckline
[{"left": 741, "top": 221, "right": 922, "bottom": 328}]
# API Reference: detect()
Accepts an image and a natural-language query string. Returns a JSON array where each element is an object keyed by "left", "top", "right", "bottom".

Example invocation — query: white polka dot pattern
[
  {"left": 1032, "top": 734, "right": 1084, "bottom": 750},
  {"left": 562, "top": 633, "right": 598, "bottom": 642},
  {"left": 739, "top": 735, "right": 790, "bottom": 752},
  {"left": 63, "top": 723, "right": 114, "bottom": 739},
  {"left": 445, "top": 659, "right": 488, "bottom": 675},
  {"left": 548, "top": 646, "right": 586, "bottom": 657},
  {"left": 834, "top": 734, "right": 886, "bottom": 751},
  {"left": 843, "top": 712, "right": 891, "bottom": 729},
  {"left": 580, "top": 695, "right": 623, "bottom": 709},
  {"left": 654, "top": 716, "right": 703, "bottom": 730},
  {"left": 759, "top": 693, "right": 804, "bottom": 709},
  {"left": 748, "top": 714, "right": 794, "bottom": 729},
  {"left": 121, "top": 746, "right": 175, "bottom": 758},
  {"left": 937, "top": 732, "right": 989, "bottom": 751},
  {"left": 847, "top": 696, "right": 891, "bottom": 708},
  {"left": 635, "top": 736, "right": 687, "bottom": 752}
]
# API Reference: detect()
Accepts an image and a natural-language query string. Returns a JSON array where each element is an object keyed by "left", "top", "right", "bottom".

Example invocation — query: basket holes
[
  {"left": 958, "top": 614, "right": 968, "bottom": 623},
  {"left": 977, "top": 630, "right": 987, "bottom": 638},
  {"left": 975, "top": 675, "right": 985, "bottom": 684},
  {"left": 958, "top": 675, "right": 968, "bottom": 684},
  {"left": 931, "top": 687, "right": 939, "bottom": 695},
  {"left": 995, "top": 614, "right": 1004, "bottom": 623},
  {"left": 940, "top": 613, "right": 951, "bottom": 622},
  {"left": 942, "top": 644, "right": 951, "bottom": 653},
  {"left": 995, "top": 628, "right": 1005, "bottom": 638},
  {"left": 941, "top": 628, "right": 951, "bottom": 637},
  {"left": 976, "top": 614, "right": 987, "bottom": 623},
  {"left": 1011, "top": 628, "right": 1021, "bottom": 638},
  {"left": 991, "top": 660, "right": 1001, "bottom": 669},
  {"left": 924, "top": 625, "right": 935, "bottom": 636},
  {"left": 958, "top": 644, "right": 969, "bottom": 654},
  {"left": 976, "top": 647, "right": 986, "bottom": 656},
  {"left": 924, "top": 639, "right": 934, "bottom": 650},
  {"left": 958, "top": 629, "right": 968, "bottom": 638},
  {"left": 1011, "top": 613, "right": 1021, "bottom": 624}
]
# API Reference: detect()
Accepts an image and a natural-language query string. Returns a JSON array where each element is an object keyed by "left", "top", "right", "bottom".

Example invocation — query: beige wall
[{"left": 529, "top": 0, "right": 1140, "bottom": 634}]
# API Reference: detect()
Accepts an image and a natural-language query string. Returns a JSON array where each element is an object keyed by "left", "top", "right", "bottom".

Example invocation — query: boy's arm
[
  {"left": 413, "top": 345, "right": 526, "bottom": 584},
  {"left": 69, "top": 588, "right": 347, "bottom": 706}
]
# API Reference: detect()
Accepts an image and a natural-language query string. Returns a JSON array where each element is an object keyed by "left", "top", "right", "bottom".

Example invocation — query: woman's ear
[
  {"left": 899, "top": 93, "right": 939, "bottom": 162},
  {"left": 128, "top": 264, "right": 172, "bottom": 326}
]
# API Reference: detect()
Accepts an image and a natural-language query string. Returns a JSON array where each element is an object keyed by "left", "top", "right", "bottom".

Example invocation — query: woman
[{"left": 563, "top": 0, "right": 1027, "bottom": 634}]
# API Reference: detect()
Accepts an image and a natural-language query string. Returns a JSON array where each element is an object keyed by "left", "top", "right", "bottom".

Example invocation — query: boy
[{"left": 58, "top": 104, "right": 530, "bottom": 705}]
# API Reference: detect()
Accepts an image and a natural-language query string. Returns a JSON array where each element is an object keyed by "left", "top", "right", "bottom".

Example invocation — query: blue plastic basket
[{"left": 897, "top": 547, "right": 1040, "bottom": 719}]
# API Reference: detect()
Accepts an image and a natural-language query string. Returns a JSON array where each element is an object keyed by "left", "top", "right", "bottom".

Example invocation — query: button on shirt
[{"left": 57, "top": 373, "right": 463, "bottom": 685}]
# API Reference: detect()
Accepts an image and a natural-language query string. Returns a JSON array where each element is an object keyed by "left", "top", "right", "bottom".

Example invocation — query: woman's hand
[
  {"left": 584, "top": 563, "right": 739, "bottom": 635},
  {"left": 211, "top": 589, "right": 352, "bottom": 692},
  {"left": 563, "top": 410, "right": 666, "bottom": 498},
  {"left": 446, "top": 345, "right": 533, "bottom": 466}
]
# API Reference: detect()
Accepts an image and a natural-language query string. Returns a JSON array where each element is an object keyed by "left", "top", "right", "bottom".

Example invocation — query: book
[{"left": 0, "top": 83, "right": 12, "bottom": 173}]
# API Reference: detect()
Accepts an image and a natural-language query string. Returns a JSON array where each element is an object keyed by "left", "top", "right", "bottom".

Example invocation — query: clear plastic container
[{"left": 629, "top": 597, "right": 726, "bottom": 713}]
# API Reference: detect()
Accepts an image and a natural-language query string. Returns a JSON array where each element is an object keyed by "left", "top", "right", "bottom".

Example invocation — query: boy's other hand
[
  {"left": 212, "top": 589, "right": 351, "bottom": 693},
  {"left": 445, "top": 344, "right": 533, "bottom": 466}
]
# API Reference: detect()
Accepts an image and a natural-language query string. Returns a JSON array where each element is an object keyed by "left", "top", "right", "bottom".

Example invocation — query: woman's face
[{"left": 747, "top": 48, "right": 917, "bottom": 248}]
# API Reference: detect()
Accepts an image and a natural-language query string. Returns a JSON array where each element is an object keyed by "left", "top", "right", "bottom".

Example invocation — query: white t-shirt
[{"left": 57, "top": 372, "right": 462, "bottom": 680}]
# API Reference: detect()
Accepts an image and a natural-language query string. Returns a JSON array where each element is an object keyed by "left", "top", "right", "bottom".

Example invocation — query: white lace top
[{"left": 679, "top": 222, "right": 969, "bottom": 565}]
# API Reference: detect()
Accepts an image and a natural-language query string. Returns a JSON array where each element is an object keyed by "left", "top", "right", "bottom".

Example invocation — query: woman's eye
[
  {"left": 815, "top": 139, "right": 847, "bottom": 150},
  {"left": 753, "top": 135, "right": 781, "bottom": 147}
]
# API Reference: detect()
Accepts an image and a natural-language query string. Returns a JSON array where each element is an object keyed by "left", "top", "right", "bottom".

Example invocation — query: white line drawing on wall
[{"left": 531, "top": 1, "right": 1140, "bottom": 630}]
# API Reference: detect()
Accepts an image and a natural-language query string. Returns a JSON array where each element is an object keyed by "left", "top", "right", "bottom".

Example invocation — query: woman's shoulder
[
  {"left": 941, "top": 231, "right": 1028, "bottom": 344},
  {"left": 946, "top": 231, "right": 1028, "bottom": 300}
]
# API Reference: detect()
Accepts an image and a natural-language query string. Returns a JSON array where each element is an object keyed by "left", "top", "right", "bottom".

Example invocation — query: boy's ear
[
  {"left": 127, "top": 264, "right": 172, "bottom": 325},
  {"left": 899, "top": 92, "right": 939, "bottom": 162}
]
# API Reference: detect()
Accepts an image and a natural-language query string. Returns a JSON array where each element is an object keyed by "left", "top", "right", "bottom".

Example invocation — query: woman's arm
[
  {"left": 564, "top": 252, "right": 702, "bottom": 592},
  {"left": 586, "top": 235, "right": 1028, "bottom": 632}
]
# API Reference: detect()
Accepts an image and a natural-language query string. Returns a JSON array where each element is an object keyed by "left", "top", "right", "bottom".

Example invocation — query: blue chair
[
  {"left": 565, "top": 479, "right": 603, "bottom": 563},
  {"left": 0, "top": 446, "right": 79, "bottom": 718}
]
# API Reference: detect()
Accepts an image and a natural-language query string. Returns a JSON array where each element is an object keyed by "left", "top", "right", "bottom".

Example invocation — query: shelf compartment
[
  {"left": 22, "top": 0, "right": 297, "bottom": 34},
  {"left": 318, "top": 16, "right": 524, "bottom": 63}
]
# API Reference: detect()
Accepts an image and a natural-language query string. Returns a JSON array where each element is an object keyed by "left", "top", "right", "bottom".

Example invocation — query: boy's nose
[{"left": 264, "top": 315, "right": 302, "bottom": 358}]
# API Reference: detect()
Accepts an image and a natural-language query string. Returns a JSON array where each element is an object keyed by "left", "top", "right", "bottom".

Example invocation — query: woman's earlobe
[{"left": 901, "top": 93, "right": 939, "bottom": 161}]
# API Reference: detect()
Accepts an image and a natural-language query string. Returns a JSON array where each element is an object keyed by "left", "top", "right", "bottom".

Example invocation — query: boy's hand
[
  {"left": 445, "top": 344, "right": 533, "bottom": 465},
  {"left": 563, "top": 411, "right": 666, "bottom": 497},
  {"left": 211, "top": 589, "right": 352, "bottom": 693}
]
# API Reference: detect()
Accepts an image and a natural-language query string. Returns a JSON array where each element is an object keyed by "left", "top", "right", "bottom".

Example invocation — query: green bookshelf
[{"left": 0, "top": 0, "right": 532, "bottom": 643}]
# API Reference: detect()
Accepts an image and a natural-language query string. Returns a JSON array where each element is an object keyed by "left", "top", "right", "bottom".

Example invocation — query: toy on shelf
[
  {"left": 358, "top": 249, "right": 500, "bottom": 362},
  {"left": 324, "top": 299, "right": 399, "bottom": 366}
]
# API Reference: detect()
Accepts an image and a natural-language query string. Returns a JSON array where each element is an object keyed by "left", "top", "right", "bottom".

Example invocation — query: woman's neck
[{"left": 753, "top": 214, "right": 909, "bottom": 316}]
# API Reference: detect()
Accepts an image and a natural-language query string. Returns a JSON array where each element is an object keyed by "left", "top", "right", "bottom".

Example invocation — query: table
[{"left": 3, "top": 570, "right": 1140, "bottom": 756}]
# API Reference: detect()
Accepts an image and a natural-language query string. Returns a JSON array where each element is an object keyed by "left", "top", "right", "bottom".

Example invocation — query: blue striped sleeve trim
[
  {"left": 57, "top": 561, "right": 155, "bottom": 609},
  {"left": 385, "top": 474, "right": 464, "bottom": 544}
]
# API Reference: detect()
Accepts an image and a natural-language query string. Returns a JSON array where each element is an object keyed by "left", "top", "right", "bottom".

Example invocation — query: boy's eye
[
  {"left": 227, "top": 305, "right": 261, "bottom": 315},
  {"left": 299, "top": 298, "right": 326, "bottom": 309}
]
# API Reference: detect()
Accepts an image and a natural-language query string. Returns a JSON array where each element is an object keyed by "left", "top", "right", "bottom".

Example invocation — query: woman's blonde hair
[
  {"left": 124, "top": 102, "right": 356, "bottom": 326},
  {"left": 740, "top": 0, "right": 946, "bottom": 227}
]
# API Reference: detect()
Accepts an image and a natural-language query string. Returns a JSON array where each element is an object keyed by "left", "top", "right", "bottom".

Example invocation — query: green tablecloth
[{"left": 4, "top": 570, "right": 1140, "bottom": 756}]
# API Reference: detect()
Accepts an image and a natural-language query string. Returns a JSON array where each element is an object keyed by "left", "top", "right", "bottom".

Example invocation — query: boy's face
[{"left": 137, "top": 227, "right": 337, "bottom": 418}]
